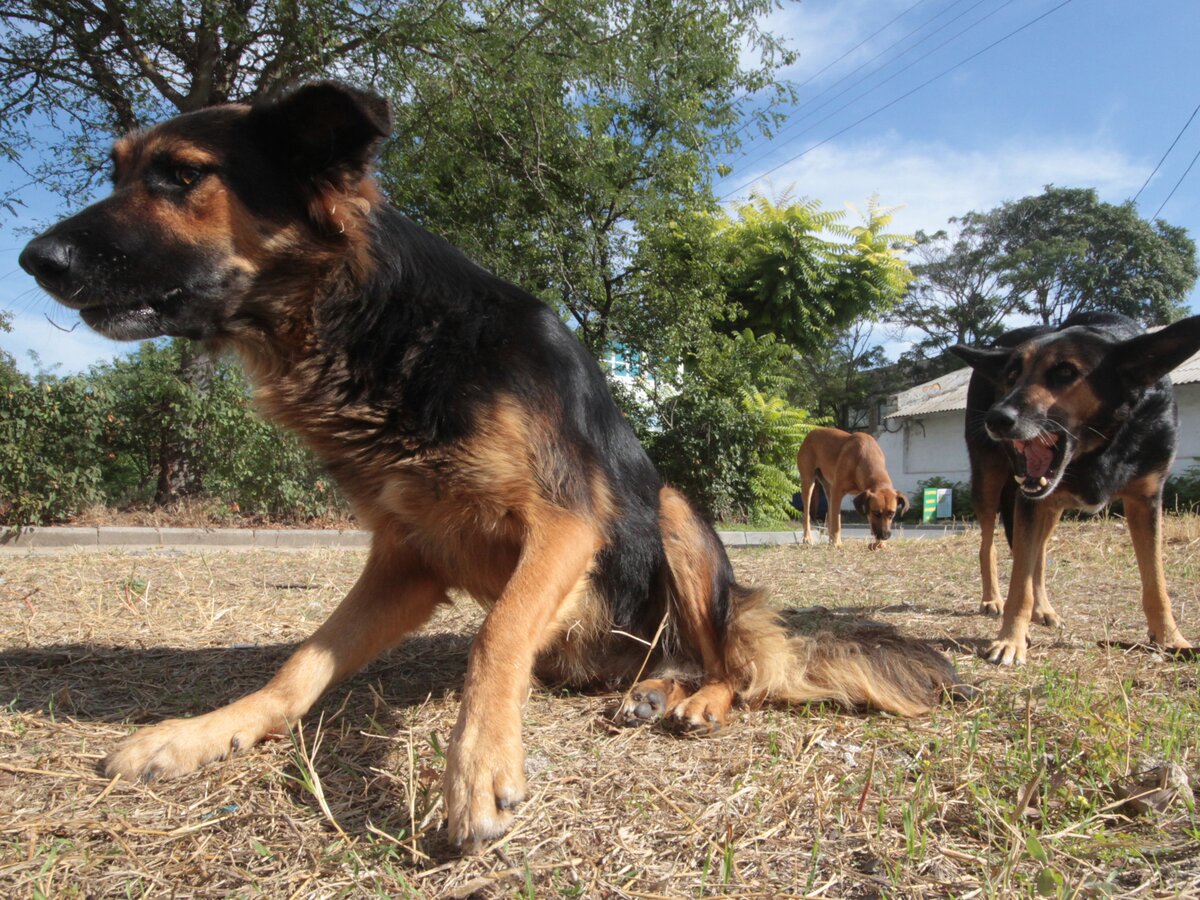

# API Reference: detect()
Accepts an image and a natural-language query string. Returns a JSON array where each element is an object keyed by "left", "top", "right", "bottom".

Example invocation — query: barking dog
[
  {"left": 22, "top": 82, "right": 964, "bottom": 846},
  {"left": 952, "top": 312, "right": 1200, "bottom": 665},
  {"left": 796, "top": 427, "right": 909, "bottom": 549}
]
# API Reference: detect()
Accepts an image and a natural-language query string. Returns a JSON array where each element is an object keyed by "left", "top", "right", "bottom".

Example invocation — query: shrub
[
  {"left": 1164, "top": 465, "right": 1200, "bottom": 513},
  {"left": 0, "top": 363, "right": 106, "bottom": 526}
]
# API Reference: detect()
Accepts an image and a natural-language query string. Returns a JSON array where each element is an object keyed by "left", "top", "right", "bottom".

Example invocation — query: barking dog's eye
[
  {"left": 174, "top": 166, "right": 203, "bottom": 188},
  {"left": 1048, "top": 362, "right": 1079, "bottom": 386}
]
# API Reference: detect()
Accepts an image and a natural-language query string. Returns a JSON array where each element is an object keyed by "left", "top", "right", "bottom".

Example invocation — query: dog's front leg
[
  {"left": 445, "top": 513, "right": 597, "bottom": 847},
  {"left": 105, "top": 541, "right": 445, "bottom": 781},
  {"left": 1123, "top": 480, "right": 1191, "bottom": 649},
  {"left": 987, "top": 499, "right": 1056, "bottom": 665}
]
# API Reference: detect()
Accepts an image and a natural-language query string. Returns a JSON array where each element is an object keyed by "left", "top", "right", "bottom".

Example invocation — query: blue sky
[{"left": 2, "top": 0, "right": 1198, "bottom": 373}]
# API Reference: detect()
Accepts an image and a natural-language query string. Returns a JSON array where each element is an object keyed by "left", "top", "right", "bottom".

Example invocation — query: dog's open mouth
[{"left": 1006, "top": 432, "right": 1069, "bottom": 498}]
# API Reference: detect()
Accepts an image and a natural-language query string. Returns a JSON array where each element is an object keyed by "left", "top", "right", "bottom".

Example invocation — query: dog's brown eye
[
  {"left": 175, "top": 166, "right": 203, "bottom": 187},
  {"left": 1049, "top": 362, "right": 1079, "bottom": 384}
]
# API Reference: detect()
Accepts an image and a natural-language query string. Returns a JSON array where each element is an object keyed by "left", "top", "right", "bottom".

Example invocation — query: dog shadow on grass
[{"left": 0, "top": 631, "right": 474, "bottom": 723}]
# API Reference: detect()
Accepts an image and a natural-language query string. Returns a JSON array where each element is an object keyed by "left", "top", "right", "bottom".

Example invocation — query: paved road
[{"left": 1, "top": 523, "right": 972, "bottom": 553}]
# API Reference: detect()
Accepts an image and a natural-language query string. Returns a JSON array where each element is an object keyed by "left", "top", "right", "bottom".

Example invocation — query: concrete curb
[{"left": 1, "top": 524, "right": 971, "bottom": 552}]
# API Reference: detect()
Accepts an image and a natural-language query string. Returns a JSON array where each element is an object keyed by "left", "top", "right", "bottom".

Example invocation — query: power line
[
  {"left": 729, "top": 0, "right": 978, "bottom": 169},
  {"left": 728, "top": 0, "right": 1019, "bottom": 182},
  {"left": 794, "top": 0, "right": 936, "bottom": 94},
  {"left": 719, "top": 0, "right": 1076, "bottom": 202},
  {"left": 1132, "top": 99, "right": 1200, "bottom": 205},
  {"left": 1151, "top": 143, "right": 1200, "bottom": 220}
]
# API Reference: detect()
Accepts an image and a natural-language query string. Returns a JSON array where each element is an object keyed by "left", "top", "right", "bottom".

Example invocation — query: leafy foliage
[
  {"left": 718, "top": 193, "right": 914, "bottom": 353},
  {"left": 987, "top": 186, "right": 1197, "bottom": 326},
  {"left": 0, "top": 363, "right": 106, "bottom": 527},
  {"left": 741, "top": 390, "right": 816, "bottom": 524}
]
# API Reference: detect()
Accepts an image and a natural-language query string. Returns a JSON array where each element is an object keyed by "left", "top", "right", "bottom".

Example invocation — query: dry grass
[{"left": 1, "top": 517, "right": 1198, "bottom": 898}]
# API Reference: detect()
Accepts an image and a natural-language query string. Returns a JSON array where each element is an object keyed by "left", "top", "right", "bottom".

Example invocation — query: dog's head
[
  {"left": 951, "top": 315, "right": 1200, "bottom": 500},
  {"left": 20, "top": 82, "right": 391, "bottom": 342},
  {"left": 853, "top": 488, "right": 909, "bottom": 541}
]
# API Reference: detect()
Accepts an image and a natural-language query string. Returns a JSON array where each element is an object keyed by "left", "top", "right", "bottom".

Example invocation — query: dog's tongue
[{"left": 1014, "top": 439, "right": 1055, "bottom": 479}]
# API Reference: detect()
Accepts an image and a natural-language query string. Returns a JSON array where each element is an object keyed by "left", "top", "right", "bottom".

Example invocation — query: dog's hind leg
[
  {"left": 1122, "top": 478, "right": 1191, "bottom": 649},
  {"left": 104, "top": 539, "right": 446, "bottom": 782},
  {"left": 798, "top": 456, "right": 818, "bottom": 544},
  {"left": 971, "top": 456, "right": 1007, "bottom": 616},
  {"left": 1031, "top": 507, "right": 1063, "bottom": 627},
  {"left": 618, "top": 486, "right": 739, "bottom": 731}
]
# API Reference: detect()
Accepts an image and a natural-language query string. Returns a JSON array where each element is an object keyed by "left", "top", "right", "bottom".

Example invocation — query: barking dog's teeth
[
  {"left": 1014, "top": 475, "right": 1023, "bottom": 485},
  {"left": 1038, "top": 476, "right": 1048, "bottom": 487}
]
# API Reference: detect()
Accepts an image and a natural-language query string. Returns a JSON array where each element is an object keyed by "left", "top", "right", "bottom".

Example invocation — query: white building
[{"left": 875, "top": 351, "right": 1200, "bottom": 497}]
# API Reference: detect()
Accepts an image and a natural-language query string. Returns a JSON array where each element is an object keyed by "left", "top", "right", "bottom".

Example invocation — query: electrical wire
[
  {"left": 1132, "top": 99, "right": 1200, "bottom": 205},
  {"left": 719, "top": 0, "right": 1076, "bottom": 202},
  {"left": 1151, "top": 143, "right": 1200, "bottom": 220}
]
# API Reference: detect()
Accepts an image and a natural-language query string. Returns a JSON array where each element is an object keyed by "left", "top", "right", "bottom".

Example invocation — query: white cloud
[{"left": 721, "top": 131, "right": 1146, "bottom": 237}]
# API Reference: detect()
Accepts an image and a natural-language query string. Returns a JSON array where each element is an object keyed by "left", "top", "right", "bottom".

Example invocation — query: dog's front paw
[
  {"left": 1151, "top": 630, "right": 1192, "bottom": 650},
  {"left": 105, "top": 715, "right": 244, "bottom": 782},
  {"left": 1032, "top": 604, "right": 1061, "bottom": 628},
  {"left": 979, "top": 600, "right": 1002, "bottom": 617},
  {"left": 444, "top": 723, "right": 527, "bottom": 848},
  {"left": 984, "top": 633, "right": 1029, "bottom": 666}
]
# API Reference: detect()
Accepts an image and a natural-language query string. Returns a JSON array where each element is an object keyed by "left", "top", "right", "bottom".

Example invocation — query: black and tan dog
[
  {"left": 952, "top": 312, "right": 1200, "bottom": 665},
  {"left": 21, "top": 82, "right": 965, "bottom": 846}
]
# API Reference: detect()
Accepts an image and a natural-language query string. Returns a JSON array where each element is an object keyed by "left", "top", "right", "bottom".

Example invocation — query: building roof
[{"left": 888, "top": 344, "right": 1200, "bottom": 420}]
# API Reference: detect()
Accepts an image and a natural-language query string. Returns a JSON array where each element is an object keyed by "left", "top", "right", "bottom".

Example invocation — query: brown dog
[
  {"left": 20, "top": 82, "right": 966, "bottom": 847},
  {"left": 952, "top": 312, "right": 1200, "bottom": 665},
  {"left": 796, "top": 427, "right": 909, "bottom": 549}
]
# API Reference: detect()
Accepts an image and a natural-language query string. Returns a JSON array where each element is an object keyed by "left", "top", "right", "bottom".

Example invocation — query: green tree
[
  {"left": 793, "top": 320, "right": 889, "bottom": 430},
  {"left": 717, "top": 193, "right": 914, "bottom": 353},
  {"left": 890, "top": 217, "right": 1018, "bottom": 376},
  {"left": 378, "top": 0, "right": 792, "bottom": 362},
  {"left": 986, "top": 185, "right": 1198, "bottom": 326}
]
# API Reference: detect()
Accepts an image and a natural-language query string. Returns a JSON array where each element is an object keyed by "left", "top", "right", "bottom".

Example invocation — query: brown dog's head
[
  {"left": 951, "top": 314, "right": 1200, "bottom": 500},
  {"left": 853, "top": 488, "right": 909, "bottom": 541},
  {"left": 19, "top": 82, "right": 391, "bottom": 342}
]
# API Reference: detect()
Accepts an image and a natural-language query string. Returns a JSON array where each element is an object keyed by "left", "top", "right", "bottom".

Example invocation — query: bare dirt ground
[{"left": 1, "top": 517, "right": 1198, "bottom": 898}]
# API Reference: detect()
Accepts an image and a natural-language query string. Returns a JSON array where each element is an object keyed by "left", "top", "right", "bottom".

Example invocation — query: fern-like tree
[{"left": 717, "top": 193, "right": 914, "bottom": 353}]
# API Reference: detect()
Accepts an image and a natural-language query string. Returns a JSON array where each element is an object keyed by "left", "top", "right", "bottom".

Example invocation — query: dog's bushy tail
[
  {"left": 656, "top": 485, "right": 965, "bottom": 717},
  {"left": 720, "top": 587, "right": 964, "bottom": 716}
]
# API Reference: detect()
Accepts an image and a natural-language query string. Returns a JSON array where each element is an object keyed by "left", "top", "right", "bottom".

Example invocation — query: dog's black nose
[
  {"left": 19, "top": 235, "right": 74, "bottom": 287},
  {"left": 985, "top": 406, "right": 1018, "bottom": 437}
]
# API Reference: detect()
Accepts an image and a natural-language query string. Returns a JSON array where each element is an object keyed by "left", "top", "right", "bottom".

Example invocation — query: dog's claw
[{"left": 985, "top": 635, "right": 1028, "bottom": 666}]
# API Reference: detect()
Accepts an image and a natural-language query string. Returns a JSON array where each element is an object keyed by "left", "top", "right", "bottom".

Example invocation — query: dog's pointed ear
[
  {"left": 1107, "top": 315, "right": 1200, "bottom": 388},
  {"left": 895, "top": 492, "right": 909, "bottom": 516},
  {"left": 252, "top": 81, "right": 391, "bottom": 181},
  {"left": 853, "top": 491, "right": 870, "bottom": 516},
  {"left": 949, "top": 344, "right": 1011, "bottom": 380}
]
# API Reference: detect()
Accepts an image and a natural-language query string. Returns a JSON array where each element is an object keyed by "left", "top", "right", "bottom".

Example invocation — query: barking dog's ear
[
  {"left": 253, "top": 81, "right": 392, "bottom": 181},
  {"left": 1108, "top": 314, "right": 1200, "bottom": 389},
  {"left": 895, "top": 492, "right": 910, "bottom": 516},
  {"left": 949, "top": 344, "right": 1011, "bottom": 380},
  {"left": 853, "top": 492, "right": 870, "bottom": 516}
]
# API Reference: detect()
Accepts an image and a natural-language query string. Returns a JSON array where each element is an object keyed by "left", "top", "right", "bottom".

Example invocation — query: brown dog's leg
[
  {"left": 798, "top": 454, "right": 817, "bottom": 544},
  {"left": 104, "top": 541, "right": 446, "bottom": 782},
  {"left": 444, "top": 512, "right": 598, "bottom": 846},
  {"left": 827, "top": 485, "right": 844, "bottom": 548},
  {"left": 1031, "top": 507, "right": 1063, "bottom": 627},
  {"left": 1123, "top": 479, "right": 1191, "bottom": 649},
  {"left": 987, "top": 499, "right": 1057, "bottom": 665}
]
